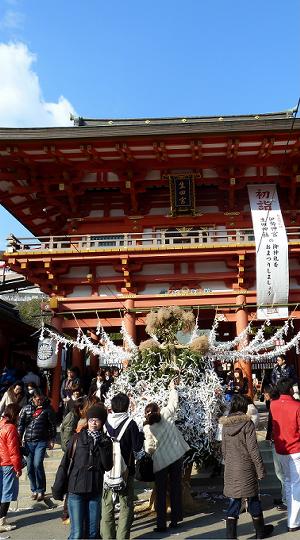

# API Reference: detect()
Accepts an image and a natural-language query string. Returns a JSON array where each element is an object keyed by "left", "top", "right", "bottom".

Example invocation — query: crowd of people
[
  {"left": 0, "top": 356, "right": 299, "bottom": 539},
  {"left": 218, "top": 355, "right": 300, "bottom": 539},
  {"left": 53, "top": 369, "right": 188, "bottom": 539},
  {"left": 0, "top": 363, "right": 189, "bottom": 539}
]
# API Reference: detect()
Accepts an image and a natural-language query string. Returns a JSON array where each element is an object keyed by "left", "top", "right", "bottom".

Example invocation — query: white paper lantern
[{"left": 37, "top": 337, "right": 57, "bottom": 369}]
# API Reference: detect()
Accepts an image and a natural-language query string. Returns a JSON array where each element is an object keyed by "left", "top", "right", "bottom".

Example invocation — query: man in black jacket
[
  {"left": 271, "top": 356, "right": 296, "bottom": 386},
  {"left": 101, "top": 392, "right": 144, "bottom": 540},
  {"left": 18, "top": 390, "right": 56, "bottom": 501}
]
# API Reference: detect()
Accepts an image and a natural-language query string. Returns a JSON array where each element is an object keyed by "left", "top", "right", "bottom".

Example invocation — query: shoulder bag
[{"left": 135, "top": 452, "right": 154, "bottom": 482}]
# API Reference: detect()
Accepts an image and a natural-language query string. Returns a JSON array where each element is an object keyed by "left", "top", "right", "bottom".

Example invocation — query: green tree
[{"left": 14, "top": 298, "right": 51, "bottom": 328}]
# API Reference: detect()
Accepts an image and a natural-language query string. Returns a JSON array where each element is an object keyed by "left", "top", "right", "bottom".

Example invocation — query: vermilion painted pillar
[
  {"left": 50, "top": 316, "right": 63, "bottom": 412},
  {"left": 124, "top": 298, "right": 136, "bottom": 346},
  {"left": 72, "top": 347, "right": 84, "bottom": 375},
  {"left": 235, "top": 294, "right": 253, "bottom": 397}
]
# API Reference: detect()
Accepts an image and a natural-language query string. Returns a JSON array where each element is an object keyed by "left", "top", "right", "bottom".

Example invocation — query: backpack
[{"left": 103, "top": 418, "right": 132, "bottom": 492}]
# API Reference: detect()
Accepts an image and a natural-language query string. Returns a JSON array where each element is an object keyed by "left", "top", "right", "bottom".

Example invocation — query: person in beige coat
[
  {"left": 143, "top": 381, "right": 190, "bottom": 533},
  {"left": 0, "top": 382, "right": 27, "bottom": 418},
  {"left": 220, "top": 394, "right": 273, "bottom": 539}
]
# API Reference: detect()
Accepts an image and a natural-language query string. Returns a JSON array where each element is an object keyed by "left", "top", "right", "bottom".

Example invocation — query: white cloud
[{"left": 0, "top": 42, "right": 76, "bottom": 127}]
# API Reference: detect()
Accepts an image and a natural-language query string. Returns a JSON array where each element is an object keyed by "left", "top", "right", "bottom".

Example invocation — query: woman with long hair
[
  {"left": 0, "top": 382, "right": 26, "bottom": 417},
  {"left": 76, "top": 395, "right": 101, "bottom": 432},
  {"left": 88, "top": 370, "right": 106, "bottom": 402},
  {"left": 220, "top": 394, "right": 273, "bottom": 539},
  {"left": 63, "top": 384, "right": 84, "bottom": 416},
  {"left": 0, "top": 403, "right": 22, "bottom": 532},
  {"left": 143, "top": 380, "right": 190, "bottom": 532},
  {"left": 232, "top": 367, "right": 248, "bottom": 395}
]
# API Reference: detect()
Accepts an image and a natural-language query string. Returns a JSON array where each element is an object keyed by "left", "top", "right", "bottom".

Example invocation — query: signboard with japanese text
[
  {"left": 168, "top": 175, "right": 195, "bottom": 216},
  {"left": 248, "top": 184, "right": 289, "bottom": 319}
]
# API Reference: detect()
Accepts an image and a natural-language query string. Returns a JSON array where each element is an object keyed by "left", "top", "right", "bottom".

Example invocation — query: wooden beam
[
  {"left": 153, "top": 142, "right": 168, "bottom": 161},
  {"left": 258, "top": 137, "right": 275, "bottom": 159},
  {"left": 115, "top": 143, "right": 134, "bottom": 162},
  {"left": 227, "top": 138, "right": 239, "bottom": 159},
  {"left": 190, "top": 140, "right": 202, "bottom": 160}
]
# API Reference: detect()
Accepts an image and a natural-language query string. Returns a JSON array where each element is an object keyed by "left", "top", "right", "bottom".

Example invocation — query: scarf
[
  {"left": 107, "top": 411, "right": 129, "bottom": 429},
  {"left": 87, "top": 430, "right": 102, "bottom": 445}
]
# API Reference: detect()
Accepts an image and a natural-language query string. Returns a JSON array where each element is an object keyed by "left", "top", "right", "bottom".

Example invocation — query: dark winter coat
[
  {"left": 220, "top": 412, "right": 265, "bottom": 498},
  {"left": 60, "top": 377, "right": 81, "bottom": 400},
  {"left": 60, "top": 410, "right": 79, "bottom": 452},
  {"left": 52, "top": 429, "right": 113, "bottom": 500},
  {"left": 271, "top": 363, "right": 296, "bottom": 385},
  {"left": 89, "top": 378, "right": 110, "bottom": 402},
  {"left": 18, "top": 398, "right": 56, "bottom": 443}
]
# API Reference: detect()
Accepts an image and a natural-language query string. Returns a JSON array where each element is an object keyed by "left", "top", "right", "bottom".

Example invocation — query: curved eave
[{"left": 0, "top": 117, "right": 300, "bottom": 142}]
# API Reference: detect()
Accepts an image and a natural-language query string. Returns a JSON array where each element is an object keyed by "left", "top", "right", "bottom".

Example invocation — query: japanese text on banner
[{"left": 247, "top": 185, "right": 289, "bottom": 320}]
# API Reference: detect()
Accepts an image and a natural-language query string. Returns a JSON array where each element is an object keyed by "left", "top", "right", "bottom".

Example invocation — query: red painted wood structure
[{"left": 1, "top": 110, "right": 300, "bottom": 407}]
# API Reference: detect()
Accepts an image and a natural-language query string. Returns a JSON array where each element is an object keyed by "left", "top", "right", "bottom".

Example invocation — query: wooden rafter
[
  {"left": 290, "top": 138, "right": 300, "bottom": 156},
  {"left": 79, "top": 144, "right": 104, "bottom": 165},
  {"left": 226, "top": 138, "right": 239, "bottom": 159},
  {"left": 153, "top": 142, "right": 168, "bottom": 161},
  {"left": 190, "top": 140, "right": 202, "bottom": 160},
  {"left": 258, "top": 137, "right": 275, "bottom": 158},
  {"left": 115, "top": 143, "right": 134, "bottom": 162}
]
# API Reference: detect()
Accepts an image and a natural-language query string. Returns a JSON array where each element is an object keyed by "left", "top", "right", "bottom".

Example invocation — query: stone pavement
[
  {"left": 3, "top": 402, "right": 295, "bottom": 539},
  {"left": 2, "top": 488, "right": 296, "bottom": 540}
]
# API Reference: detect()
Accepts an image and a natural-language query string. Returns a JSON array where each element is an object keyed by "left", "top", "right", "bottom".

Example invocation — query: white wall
[
  {"left": 98, "top": 285, "right": 120, "bottom": 296},
  {"left": 96, "top": 266, "right": 119, "bottom": 277},
  {"left": 141, "top": 283, "right": 170, "bottom": 295},
  {"left": 199, "top": 280, "right": 231, "bottom": 291},
  {"left": 194, "top": 261, "right": 229, "bottom": 273},
  {"left": 138, "top": 264, "right": 174, "bottom": 275},
  {"left": 62, "top": 266, "right": 90, "bottom": 278},
  {"left": 68, "top": 285, "right": 92, "bottom": 297}
]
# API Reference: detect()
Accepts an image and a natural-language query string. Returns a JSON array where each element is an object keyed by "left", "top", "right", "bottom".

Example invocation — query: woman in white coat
[
  {"left": 0, "top": 382, "right": 27, "bottom": 418},
  {"left": 143, "top": 381, "right": 190, "bottom": 533}
]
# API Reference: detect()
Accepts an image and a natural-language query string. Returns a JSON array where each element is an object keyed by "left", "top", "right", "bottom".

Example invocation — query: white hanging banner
[{"left": 248, "top": 184, "right": 289, "bottom": 320}]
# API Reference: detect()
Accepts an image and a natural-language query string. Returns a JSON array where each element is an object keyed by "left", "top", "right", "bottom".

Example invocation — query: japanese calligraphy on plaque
[
  {"left": 248, "top": 184, "right": 289, "bottom": 320},
  {"left": 168, "top": 175, "right": 195, "bottom": 216}
]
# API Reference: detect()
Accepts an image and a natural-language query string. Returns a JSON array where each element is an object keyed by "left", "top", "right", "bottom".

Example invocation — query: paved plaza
[
  {"left": 0, "top": 403, "right": 293, "bottom": 540},
  {"left": 2, "top": 490, "right": 295, "bottom": 540}
]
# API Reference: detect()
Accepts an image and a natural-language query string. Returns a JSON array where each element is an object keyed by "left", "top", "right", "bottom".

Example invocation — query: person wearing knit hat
[
  {"left": 52, "top": 403, "right": 113, "bottom": 540},
  {"left": 86, "top": 404, "right": 107, "bottom": 423}
]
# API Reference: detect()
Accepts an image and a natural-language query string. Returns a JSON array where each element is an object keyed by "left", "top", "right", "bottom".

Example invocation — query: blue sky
[{"left": 0, "top": 0, "right": 299, "bottom": 249}]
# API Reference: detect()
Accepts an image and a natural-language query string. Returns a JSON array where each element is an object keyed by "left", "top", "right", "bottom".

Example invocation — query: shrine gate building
[{"left": 2, "top": 110, "right": 300, "bottom": 407}]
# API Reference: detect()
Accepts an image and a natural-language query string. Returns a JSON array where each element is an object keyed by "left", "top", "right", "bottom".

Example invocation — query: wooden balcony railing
[{"left": 5, "top": 227, "right": 300, "bottom": 253}]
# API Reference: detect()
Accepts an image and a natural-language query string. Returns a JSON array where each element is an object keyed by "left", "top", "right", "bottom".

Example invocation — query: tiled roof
[
  {"left": 74, "top": 110, "right": 296, "bottom": 127},
  {"left": 0, "top": 110, "right": 299, "bottom": 141}
]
